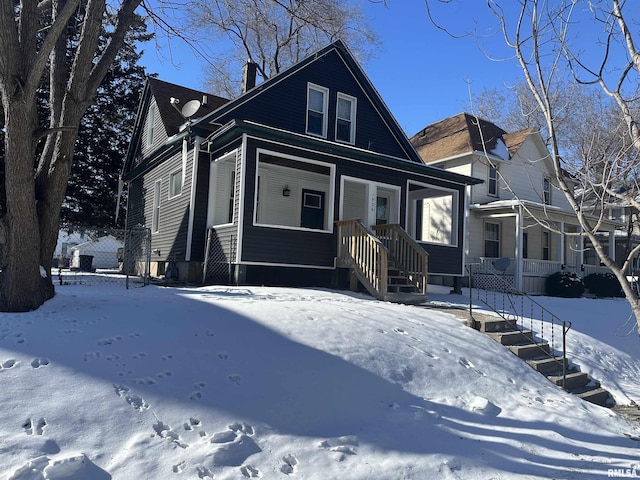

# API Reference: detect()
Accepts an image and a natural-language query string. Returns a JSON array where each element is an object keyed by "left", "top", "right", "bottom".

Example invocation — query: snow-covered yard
[{"left": 0, "top": 284, "right": 638, "bottom": 479}]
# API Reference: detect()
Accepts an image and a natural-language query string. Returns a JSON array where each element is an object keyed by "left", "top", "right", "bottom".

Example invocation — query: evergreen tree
[{"left": 62, "top": 26, "right": 150, "bottom": 228}]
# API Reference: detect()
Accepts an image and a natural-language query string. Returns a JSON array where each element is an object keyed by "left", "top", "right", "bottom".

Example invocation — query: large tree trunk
[{"left": 1, "top": 100, "right": 53, "bottom": 311}]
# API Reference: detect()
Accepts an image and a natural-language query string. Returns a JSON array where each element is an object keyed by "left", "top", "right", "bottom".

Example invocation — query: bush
[
  {"left": 545, "top": 272, "right": 585, "bottom": 298},
  {"left": 583, "top": 273, "right": 623, "bottom": 298}
]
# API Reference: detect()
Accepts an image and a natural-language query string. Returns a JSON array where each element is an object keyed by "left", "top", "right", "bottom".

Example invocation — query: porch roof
[
  {"left": 206, "top": 119, "right": 484, "bottom": 187},
  {"left": 469, "top": 199, "right": 623, "bottom": 231}
]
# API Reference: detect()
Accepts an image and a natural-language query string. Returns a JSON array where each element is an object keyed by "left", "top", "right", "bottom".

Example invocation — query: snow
[
  {"left": 490, "top": 138, "right": 510, "bottom": 161},
  {"left": 0, "top": 283, "right": 638, "bottom": 479}
]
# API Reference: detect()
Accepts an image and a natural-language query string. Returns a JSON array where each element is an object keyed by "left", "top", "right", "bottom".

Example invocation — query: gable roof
[
  {"left": 146, "top": 77, "right": 229, "bottom": 137},
  {"left": 192, "top": 39, "right": 425, "bottom": 164},
  {"left": 410, "top": 112, "right": 509, "bottom": 163},
  {"left": 503, "top": 127, "right": 536, "bottom": 157}
]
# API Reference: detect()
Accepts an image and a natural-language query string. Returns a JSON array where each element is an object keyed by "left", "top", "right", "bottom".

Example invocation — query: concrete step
[
  {"left": 384, "top": 292, "right": 427, "bottom": 305},
  {"left": 486, "top": 329, "right": 534, "bottom": 346},
  {"left": 508, "top": 342, "right": 550, "bottom": 359},
  {"left": 527, "top": 357, "right": 569, "bottom": 375},
  {"left": 574, "top": 387, "right": 612, "bottom": 407},
  {"left": 547, "top": 371, "right": 590, "bottom": 390},
  {"left": 387, "top": 284, "right": 418, "bottom": 294},
  {"left": 478, "top": 318, "right": 518, "bottom": 333}
]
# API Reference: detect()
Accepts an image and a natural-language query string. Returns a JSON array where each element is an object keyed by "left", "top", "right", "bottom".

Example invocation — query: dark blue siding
[{"left": 215, "top": 49, "right": 410, "bottom": 160}]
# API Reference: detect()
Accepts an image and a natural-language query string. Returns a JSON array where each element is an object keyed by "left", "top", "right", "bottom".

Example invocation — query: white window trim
[
  {"left": 306, "top": 83, "right": 329, "bottom": 138},
  {"left": 340, "top": 176, "right": 401, "bottom": 228},
  {"left": 253, "top": 148, "right": 335, "bottom": 233},
  {"left": 152, "top": 179, "right": 161, "bottom": 233},
  {"left": 168, "top": 168, "right": 183, "bottom": 199},
  {"left": 488, "top": 165, "right": 498, "bottom": 197},
  {"left": 484, "top": 221, "right": 501, "bottom": 257},
  {"left": 543, "top": 177, "right": 551, "bottom": 205},
  {"left": 208, "top": 150, "right": 238, "bottom": 228},
  {"left": 406, "top": 180, "right": 459, "bottom": 248},
  {"left": 335, "top": 92, "right": 357, "bottom": 145}
]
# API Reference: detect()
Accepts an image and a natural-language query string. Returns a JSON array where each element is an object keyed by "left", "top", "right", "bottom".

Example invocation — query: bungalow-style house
[
  {"left": 410, "top": 112, "right": 622, "bottom": 294},
  {"left": 121, "top": 41, "right": 480, "bottom": 302}
]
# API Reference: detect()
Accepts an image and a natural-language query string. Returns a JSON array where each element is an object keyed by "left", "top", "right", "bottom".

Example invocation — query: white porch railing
[{"left": 478, "top": 257, "right": 614, "bottom": 278}]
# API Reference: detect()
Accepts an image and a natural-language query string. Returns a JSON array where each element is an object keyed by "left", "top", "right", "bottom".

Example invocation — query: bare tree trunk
[{"left": 1, "top": 100, "right": 53, "bottom": 311}]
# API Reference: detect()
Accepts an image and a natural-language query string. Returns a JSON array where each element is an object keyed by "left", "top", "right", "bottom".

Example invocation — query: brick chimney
[{"left": 242, "top": 61, "right": 257, "bottom": 94}]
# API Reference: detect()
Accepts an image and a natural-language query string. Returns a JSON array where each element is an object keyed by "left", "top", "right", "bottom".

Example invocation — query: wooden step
[
  {"left": 547, "top": 371, "right": 590, "bottom": 390},
  {"left": 508, "top": 342, "right": 550, "bottom": 359},
  {"left": 486, "top": 329, "right": 534, "bottom": 346},
  {"left": 527, "top": 357, "right": 569, "bottom": 375}
]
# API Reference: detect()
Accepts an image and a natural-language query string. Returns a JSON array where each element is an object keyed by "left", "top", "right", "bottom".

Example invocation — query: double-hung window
[
  {"left": 543, "top": 177, "right": 551, "bottom": 205},
  {"left": 169, "top": 169, "right": 182, "bottom": 198},
  {"left": 488, "top": 165, "right": 498, "bottom": 197},
  {"left": 336, "top": 93, "right": 356, "bottom": 144},
  {"left": 484, "top": 222, "right": 500, "bottom": 257},
  {"left": 306, "top": 83, "right": 328, "bottom": 137},
  {"left": 152, "top": 180, "right": 161, "bottom": 233}
]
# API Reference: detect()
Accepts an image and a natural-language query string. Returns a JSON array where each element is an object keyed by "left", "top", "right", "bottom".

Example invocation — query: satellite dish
[{"left": 181, "top": 99, "right": 201, "bottom": 118}]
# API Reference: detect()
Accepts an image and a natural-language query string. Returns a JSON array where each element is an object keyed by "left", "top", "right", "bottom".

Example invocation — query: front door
[{"left": 300, "top": 189, "right": 325, "bottom": 229}]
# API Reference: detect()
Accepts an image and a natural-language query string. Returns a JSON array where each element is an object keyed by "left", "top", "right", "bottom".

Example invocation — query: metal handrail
[{"left": 467, "top": 263, "right": 570, "bottom": 377}]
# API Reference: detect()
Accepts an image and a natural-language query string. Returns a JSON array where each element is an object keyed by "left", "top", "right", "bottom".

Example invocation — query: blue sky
[{"left": 139, "top": 1, "right": 524, "bottom": 137}]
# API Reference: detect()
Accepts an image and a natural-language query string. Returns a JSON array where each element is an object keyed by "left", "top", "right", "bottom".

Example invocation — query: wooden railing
[
  {"left": 372, "top": 224, "right": 429, "bottom": 295},
  {"left": 335, "top": 219, "right": 389, "bottom": 300}
]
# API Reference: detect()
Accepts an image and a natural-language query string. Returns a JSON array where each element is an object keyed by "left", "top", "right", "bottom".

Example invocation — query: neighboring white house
[
  {"left": 69, "top": 235, "right": 124, "bottom": 270},
  {"left": 410, "top": 112, "right": 622, "bottom": 294}
]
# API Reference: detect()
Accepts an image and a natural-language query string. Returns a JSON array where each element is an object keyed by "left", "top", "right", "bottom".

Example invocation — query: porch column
[
  {"left": 515, "top": 206, "right": 523, "bottom": 291},
  {"left": 609, "top": 230, "right": 616, "bottom": 262}
]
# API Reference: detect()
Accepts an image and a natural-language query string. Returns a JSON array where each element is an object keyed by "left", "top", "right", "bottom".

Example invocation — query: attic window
[
  {"left": 488, "top": 165, "right": 498, "bottom": 197},
  {"left": 336, "top": 93, "right": 356, "bottom": 144},
  {"left": 543, "top": 177, "right": 551, "bottom": 205},
  {"left": 306, "top": 83, "right": 328, "bottom": 138},
  {"left": 146, "top": 103, "right": 156, "bottom": 147}
]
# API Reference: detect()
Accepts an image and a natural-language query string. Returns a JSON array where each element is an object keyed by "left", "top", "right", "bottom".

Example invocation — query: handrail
[
  {"left": 335, "top": 219, "right": 388, "bottom": 300},
  {"left": 467, "top": 263, "right": 569, "bottom": 370},
  {"left": 372, "top": 224, "right": 429, "bottom": 295}
]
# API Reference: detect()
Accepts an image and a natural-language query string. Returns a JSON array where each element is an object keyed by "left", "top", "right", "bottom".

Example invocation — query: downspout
[{"left": 185, "top": 136, "right": 203, "bottom": 261}]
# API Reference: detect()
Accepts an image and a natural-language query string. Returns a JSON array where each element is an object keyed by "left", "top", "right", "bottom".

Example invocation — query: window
[
  {"left": 152, "top": 180, "right": 161, "bottom": 233},
  {"left": 542, "top": 231, "right": 550, "bottom": 260},
  {"left": 484, "top": 222, "right": 500, "bottom": 257},
  {"left": 610, "top": 208, "right": 623, "bottom": 221},
  {"left": 169, "top": 169, "right": 182, "bottom": 198},
  {"left": 522, "top": 232, "right": 528, "bottom": 259},
  {"left": 336, "top": 93, "right": 356, "bottom": 144},
  {"left": 488, "top": 165, "right": 498, "bottom": 197},
  {"left": 306, "top": 84, "right": 328, "bottom": 137},
  {"left": 408, "top": 182, "right": 458, "bottom": 246},
  {"left": 146, "top": 104, "right": 156, "bottom": 146},
  {"left": 543, "top": 177, "right": 551, "bottom": 205},
  {"left": 376, "top": 196, "right": 388, "bottom": 225}
]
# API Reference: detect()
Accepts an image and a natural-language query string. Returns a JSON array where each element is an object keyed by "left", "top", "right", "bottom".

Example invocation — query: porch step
[
  {"left": 508, "top": 342, "right": 550, "bottom": 359},
  {"left": 486, "top": 329, "right": 534, "bottom": 346},
  {"left": 384, "top": 292, "right": 427, "bottom": 305}
]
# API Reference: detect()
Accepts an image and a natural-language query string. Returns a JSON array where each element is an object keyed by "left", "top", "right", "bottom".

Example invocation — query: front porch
[
  {"left": 475, "top": 257, "right": 613, "bottom": 295},
  {"left": 470, "top": 201, "right": 621, "bottom": 294}
]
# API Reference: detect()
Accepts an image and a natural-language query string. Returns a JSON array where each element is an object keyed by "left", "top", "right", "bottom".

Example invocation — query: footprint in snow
[
  {"left": 280, "top": 454, "right": 298, "bottom": 475},
  {"left": 23, "top": 417, "right": 47, "bottom": 435},
  {"left": 1, "top": 359, "right": 17, "bottom": 369},
  {"left": 241, "top": 464, "right": 262, "bottom": 478},
  {"left": 31, "top": 358, "right": 50, "bottom": 368}
]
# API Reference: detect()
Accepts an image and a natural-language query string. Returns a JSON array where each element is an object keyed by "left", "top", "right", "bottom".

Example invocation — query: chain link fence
[{"left": 55, "top": 226, "right": 151, "bottom": 288}]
